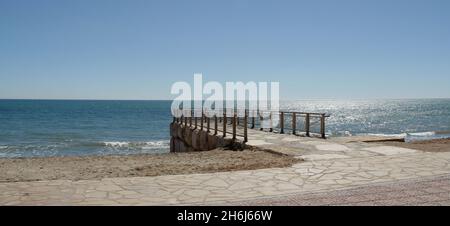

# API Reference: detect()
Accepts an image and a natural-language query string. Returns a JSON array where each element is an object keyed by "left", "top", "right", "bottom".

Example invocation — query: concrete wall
[{"left": 170, "top": 122, "right": 242, "bottom": 152}]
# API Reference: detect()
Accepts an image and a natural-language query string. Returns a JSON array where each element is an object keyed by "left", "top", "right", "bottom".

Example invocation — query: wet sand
[
  {"left": 0, "top": 149, "right": 301, "bottom": 183},
  {"left": 377, "top": 138, "right": 450, "bottom": 153}
]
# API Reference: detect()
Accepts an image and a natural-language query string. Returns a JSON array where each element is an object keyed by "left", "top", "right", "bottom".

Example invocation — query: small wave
[
  {"left": 0, "top": 146, "right": 8, "bottom": 149},
  {"left": 434, "top": 131, "right": 450, "bottom": 135},
  {"left": 363, "top": 131, "right": 450, "bottom": 142},
  {"left": 141, "top": 141, "right": 169, "bottom": 149},
  {"left": 103, "top": 140, "right": 169, "bottom": 149},
  {"left": 367, "top": 131, "right": 442, "bottom": 141},
  {"left": 366, "top": 133, "right": 407, "bottom": 138},
  {"left": 406, "top": 131, "right": 450, "bottom": 142},
  {"left": 103, "top": 142, "right": 129, "bottom": 147},
  {"left": 366, "top": 131, "right": 438, "bottom": 139},
  {"left": 407, "top": 131, "right": 435, "bottom": 137},
  {"left": 343, "top": 131, "right": 352, "bottom": 136}
]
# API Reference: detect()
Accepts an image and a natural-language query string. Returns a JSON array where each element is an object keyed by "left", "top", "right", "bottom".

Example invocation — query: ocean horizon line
[{"left": 1, "top": 98, "right": 450, "bottom": 101}]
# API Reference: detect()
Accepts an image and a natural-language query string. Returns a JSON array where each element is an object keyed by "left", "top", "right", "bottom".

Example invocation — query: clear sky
[{"left": 1, "top": 0, "right": 450, "bottom": 100}]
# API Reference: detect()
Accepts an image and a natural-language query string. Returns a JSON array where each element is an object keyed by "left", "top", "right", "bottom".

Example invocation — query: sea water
[{"left": 0, "top": 99, "right": 449, "bottom": 157}]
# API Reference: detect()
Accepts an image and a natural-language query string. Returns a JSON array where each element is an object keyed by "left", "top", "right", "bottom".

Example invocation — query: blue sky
[{"left": 1, "top": 0, "right": 450, "bottom": 100}]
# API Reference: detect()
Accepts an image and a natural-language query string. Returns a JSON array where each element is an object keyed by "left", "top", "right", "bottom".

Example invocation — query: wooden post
[
  {"left": 173, "top": 117, "right": 176, "bottom": 123},
  {"left": 292, "top": 112, "right": 297, "bottom": 135},
  {"left": 305, "top": 113, "right": 310, "bottom": 137},
  {"left": 259, "top": 113, "right": 264, "bottom": 131},
  {"left": 189, "top": 110, "right": 193, "bottom": 127},
  {"left": 232, "top": 112, "right": 237, "bottom": 140},
  {"left": 214, "top": 115, "right": 218, "bottom": 135},
  {"left": 244, "top": 110, "right": 248, "bottom": 142},
  {"left": 321, "top": 114, "right": 326, "bottom": 139},
  {"left": 269, "top": 112, "right": 273, "bottom": 132},
  {"left": 200, "top": 114, "right": 204, "bottom": 130},
  {"left": 251, "top": 116, "right": 255, "bottom": 129},
  {"left": 223, "top": 111, "right": 227, "bottom": 137},
  {"left": 207, "top": 117, "right": 210, "bottom": 133},
  {"left": 180, "top": 116, "right": 183, "bottom": 125},
  {"left": 257, "top": 110, "right": 261, "bottom": 131},
  {"left": 280, "top": 112, "right": 284, "bottom": 134},
  {"left": 194, "top": 116, "right": 198, "bottom": 130}
]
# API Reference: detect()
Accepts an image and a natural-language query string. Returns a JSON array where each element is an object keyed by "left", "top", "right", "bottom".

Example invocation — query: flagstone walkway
[
  {"left": 1, "top": 132, "right": 450, "bottom": 205},
  {"left": 229, "top": 174, "right": 450, "bottom": 206}
]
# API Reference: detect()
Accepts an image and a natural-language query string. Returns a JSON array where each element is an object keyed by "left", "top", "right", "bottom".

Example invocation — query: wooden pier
[{"left": 171, "top": 109, "right": 330, "bottom": 152}]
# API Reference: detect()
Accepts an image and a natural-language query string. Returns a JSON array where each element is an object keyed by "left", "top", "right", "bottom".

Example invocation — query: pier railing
[{"left": 172, "top": 109, "right": 330, "bottom": 143}]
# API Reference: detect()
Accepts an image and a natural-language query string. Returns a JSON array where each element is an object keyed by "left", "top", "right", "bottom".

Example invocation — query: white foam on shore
[
  {"left": 407, "top": 132, "right": 450, "bottom": 142},
  {"left": 366, "top": 133, "right": 407, "bottom": 138},
  {"left": 408, "top": 131, "right": 436, "bottom": 137},
  {"left": 366, "top": 131, "right": 436, "bottom": 138},
  {"left": 141, "top": 141, "right": 169, "bottom": 149},
  {"left": 360, "top": 131, "right": 450, "bottom": 142},
  {"left": 104, "top": 142, "right": 129, "bottom": 147},
  {"left": 0, "top": 146, "right": 8, "bottom": 149},
  {"left": 103, "top": 140, "right": 169, "bottom": 149}
]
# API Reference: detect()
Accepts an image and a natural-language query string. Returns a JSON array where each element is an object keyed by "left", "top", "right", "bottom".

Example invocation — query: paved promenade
[
  {"left": 231, "top": 174, "right": 450, "bottom": 206},
  {"left": 1, "top": 132, "right": 450, "bottom": 205}
]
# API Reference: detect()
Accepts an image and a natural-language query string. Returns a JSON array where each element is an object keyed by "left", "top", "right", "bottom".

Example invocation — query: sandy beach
[{"left": 0, "top": 149, "right": 300, "bottom": 183}]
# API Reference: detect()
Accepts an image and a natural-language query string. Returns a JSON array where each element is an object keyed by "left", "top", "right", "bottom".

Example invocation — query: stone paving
[
  {"left": 1, "top": 131, "right": 450, "bottom": 206},
  {"left": 230, "top": 174, "right": 450, "bottom": 206}
]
